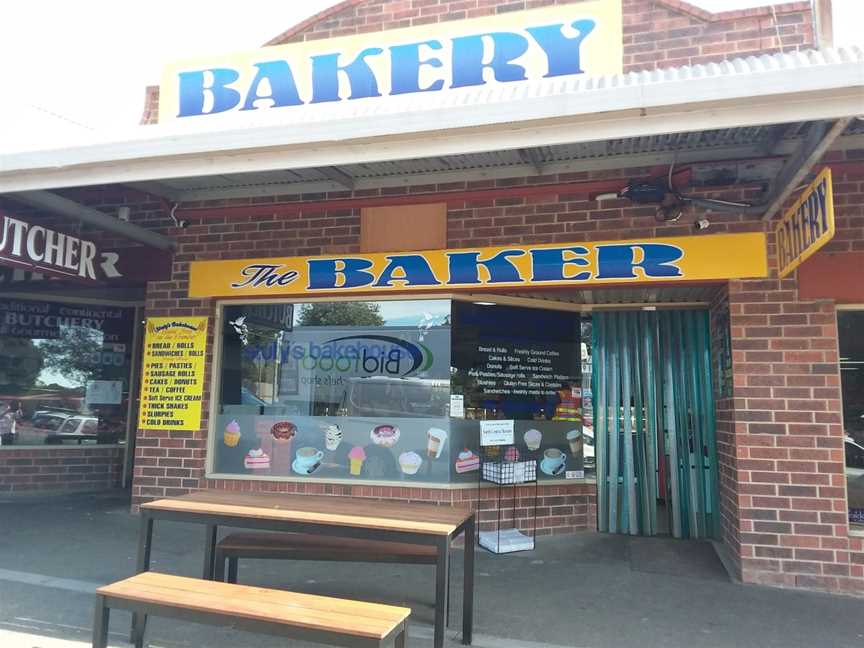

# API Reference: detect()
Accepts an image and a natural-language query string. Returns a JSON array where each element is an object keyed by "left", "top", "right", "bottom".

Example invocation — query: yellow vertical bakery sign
[
  {"left": 776, "top": 167, "right": 835, "bottom": 278},
  {"left": 138, "top": 317, "right": 208, "bottom": 430}
]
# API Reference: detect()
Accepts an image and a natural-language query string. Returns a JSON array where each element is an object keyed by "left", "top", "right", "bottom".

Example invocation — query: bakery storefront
[
  {"left": 2, "top": 0, "right": 863, "bottom": 594},
  {"left": 177, "top": 234, "right": 767, "bottom": 546}
]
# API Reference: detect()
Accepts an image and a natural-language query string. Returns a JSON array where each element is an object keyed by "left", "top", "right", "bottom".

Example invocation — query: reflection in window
[
  {"left": 0, "top": 299, "right": 134, "bottom": 447},
  {"left": 215, "top": 301, "right": 455, "bottom": 483},
  {"left": 840, "top": 311, "right": 864, "bottom": 524}
]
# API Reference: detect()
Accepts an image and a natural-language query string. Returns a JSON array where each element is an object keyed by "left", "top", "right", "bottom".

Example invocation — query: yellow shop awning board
[{"left": 188, "top": 233, "right": 768, "bottom": 299}]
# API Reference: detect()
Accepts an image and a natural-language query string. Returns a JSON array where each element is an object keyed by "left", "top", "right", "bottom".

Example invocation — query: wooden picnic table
[{"left": 135, "top": 490, "right": 475, "bottom": 648}]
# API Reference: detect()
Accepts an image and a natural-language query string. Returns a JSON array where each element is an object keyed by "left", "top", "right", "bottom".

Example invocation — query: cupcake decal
[
  {"left": 223, "top": 420, "right": 241, "bottom": 447},
  {"left": 398, "top": 451, "right": 423, "bottom": 475},
  {"left": 370, "top": 424, "right": 400, "bottom": 448},
  {"left": 523, "top": 429, "right": 542, "bottom": 451}
]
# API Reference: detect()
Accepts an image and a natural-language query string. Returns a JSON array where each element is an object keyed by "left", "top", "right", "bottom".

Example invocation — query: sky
[{"left": 0, "top": 0, "right": 861, "bottom": 151}]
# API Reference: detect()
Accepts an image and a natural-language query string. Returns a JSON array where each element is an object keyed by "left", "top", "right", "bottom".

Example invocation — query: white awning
[{"left": 1, "top": 47, "right": 862, "bottom": 193}]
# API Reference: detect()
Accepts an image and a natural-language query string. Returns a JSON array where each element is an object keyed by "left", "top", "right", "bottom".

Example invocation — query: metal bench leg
[
  {"left": 434, "top": 536, "right": 449, "bottom": 648},
  {"left": 446, "top": 553, "right": 451, "bottom": 628},
  {"left": 92, "top": 595, "right": 109, "bottom": 648},
  {"left": 394, "top": 622, "right": 407, "bottom": 648},
  {"left": 203, "top": 524, "right": 218, "bottom": 579},
  {"left": 227, "top": 556, "right": 239, "bottom": 584},
  {"left": 132, "top": 612, "right": 147, "bottom": 648},
  {"left": 214, "top": 552, "right": 226, "bottom": 582}
]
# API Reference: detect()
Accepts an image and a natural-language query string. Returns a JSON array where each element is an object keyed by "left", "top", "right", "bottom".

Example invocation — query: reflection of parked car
[
  {"left": 32, "top": 411, "right": 72, "bottom": 430},
  {"left": 44, "top": 416, "right": 99, "bottom": 444},
  {"left": 340, "top": 376, "right": 450, "bottom": 418},
  {"left": 846, "top": 435, "right": 864, "bottom": 469},
  {"left": 583, "top": 427, "right": 595, "bottom": 467},
  {"left": 241, "top": 387, "right": 268, "bottom": 406}
]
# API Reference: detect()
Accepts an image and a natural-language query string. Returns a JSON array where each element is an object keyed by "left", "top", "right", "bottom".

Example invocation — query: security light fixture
[{"left": 595, "top": 169, "right": 756, "bottom": 223}]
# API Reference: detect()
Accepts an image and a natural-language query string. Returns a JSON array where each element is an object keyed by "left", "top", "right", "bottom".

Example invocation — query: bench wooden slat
[
  {"left": 99, "top": 572, "right": 410, "bottom": 639},
  {"left": 144, "top": 498, "right": 460, "bottom": 535},
  {"left": 143, "top": 491, "right": 471, "bottom": 536},
  {"left": 218, "top": 532, "right": 438, "bottom": 558}
]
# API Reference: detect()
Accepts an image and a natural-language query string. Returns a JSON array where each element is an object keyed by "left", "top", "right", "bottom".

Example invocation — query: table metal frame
[{"left": 133, "top": 502, "right": 475, "bottom": 648}]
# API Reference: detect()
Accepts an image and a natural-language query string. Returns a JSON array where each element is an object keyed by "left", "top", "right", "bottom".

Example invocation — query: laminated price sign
[{"left": 138, "top": 317, "right": 208, "bottom": 431}]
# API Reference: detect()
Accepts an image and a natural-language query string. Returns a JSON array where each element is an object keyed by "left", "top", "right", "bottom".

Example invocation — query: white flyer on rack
[
  {"left": 449, "top": 395, "right": 465, "bottom": 418},
  {"left": 480, "top": 419, "right": 514, "bottom": 446}
]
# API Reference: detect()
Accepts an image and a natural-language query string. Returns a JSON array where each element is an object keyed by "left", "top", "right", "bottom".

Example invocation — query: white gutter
[{"left": 0, "top": 47, "right": 862, "bottom": 193}]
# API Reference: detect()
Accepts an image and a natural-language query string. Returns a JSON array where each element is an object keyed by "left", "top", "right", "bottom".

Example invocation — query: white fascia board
[{"left": 0, "top": 57, "right": 862, "bottom": 193}]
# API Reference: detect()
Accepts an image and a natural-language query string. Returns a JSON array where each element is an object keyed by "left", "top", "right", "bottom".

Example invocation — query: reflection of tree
[
  {"left": 0, "top": 338, "right": 44, "bottom": 392},
  {"left": 39, "top": 326, "right": 102, "bottom": 384},
  {"left": 298, "top": 302, "right": 384, "bottom": 327}
]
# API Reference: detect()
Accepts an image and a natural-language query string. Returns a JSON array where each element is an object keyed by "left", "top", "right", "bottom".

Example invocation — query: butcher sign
[{"left": 0, "top": 210, "right": 171, "bottom": 284}]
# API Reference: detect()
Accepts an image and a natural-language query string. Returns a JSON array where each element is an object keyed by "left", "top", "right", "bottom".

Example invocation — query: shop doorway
[{"left": 592, "top": 310, "right": 719, "bottom": 539}]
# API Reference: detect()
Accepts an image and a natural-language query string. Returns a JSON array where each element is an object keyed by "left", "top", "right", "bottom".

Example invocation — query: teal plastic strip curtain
[{"left": 592, "top": 310, "right": 719, "bottom": 539}]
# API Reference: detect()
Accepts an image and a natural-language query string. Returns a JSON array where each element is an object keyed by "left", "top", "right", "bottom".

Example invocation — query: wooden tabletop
[
  {"left": 142, "top": 490, "right": 473, "bottom": 536},
  {"left": 99, "top": 572, "right": 410, "bottom": 639}
]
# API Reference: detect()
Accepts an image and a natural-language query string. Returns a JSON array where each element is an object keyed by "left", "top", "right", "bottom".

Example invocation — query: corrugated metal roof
[{"left": 154, "top": 119, "right": 862, "bottom": 198}]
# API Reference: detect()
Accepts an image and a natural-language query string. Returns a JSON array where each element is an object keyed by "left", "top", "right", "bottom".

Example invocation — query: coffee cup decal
[
  {"left": 294, "top": 446, "right": 323, "bottom": 475},
  {"left": 540, "top": 447, "right": 567, "bottom": 476},
  {"left": 426, "top": 427, "right": 448, "bottom": 459},
  {"left": 566, "top": 430, "right": 583, "bottom": 457}
]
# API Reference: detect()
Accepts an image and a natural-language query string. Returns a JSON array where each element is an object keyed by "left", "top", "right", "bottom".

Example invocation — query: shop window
[
  {"left": 840, "top": 311, "right": 864, "bottom": 525},
  {"left": 214, "top": 300, "right": 453, "bottom": 483},
  {"left": 0, "top": 298, "right": 136, "bottom": 448},
  {"left": 211, "top": 299, "right": 590, "bottom": 485}
]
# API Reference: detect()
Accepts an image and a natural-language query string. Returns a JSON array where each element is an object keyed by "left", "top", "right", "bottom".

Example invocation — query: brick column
[{"left": 722, "top": 271, "right": 862, "bottom": 594}]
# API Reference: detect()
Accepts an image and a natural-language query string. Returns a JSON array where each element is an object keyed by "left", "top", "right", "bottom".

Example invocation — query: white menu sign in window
[{"left": 480, "top": 419, "right": 515, "bottom": 446}]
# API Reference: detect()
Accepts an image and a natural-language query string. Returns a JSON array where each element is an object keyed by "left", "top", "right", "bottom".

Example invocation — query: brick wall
[
  {"left": 718, "top": 159, "right": 864, "bottom": 595},
  {"left": 268, "top": 0, "right": 814, "bottom": 68},
  {"left": 141, "top": 0, "right": 816, "bottom": 125},
  {"left": 0, "top": 446, "right": 124, "bottom": 495}
]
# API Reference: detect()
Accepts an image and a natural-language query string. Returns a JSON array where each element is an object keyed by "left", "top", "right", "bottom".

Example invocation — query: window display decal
[
  {"left": 455, "top": 449, "right": 480, "bottom": 473},
  {"left": 189, "top": 233, "right": 768, "bottom": 298},
  {"left": 138, "top": 317, "right": 208, "bottom": 431},
  {"left": 160, "top": 3, "right": 623, "bottom": 121}
]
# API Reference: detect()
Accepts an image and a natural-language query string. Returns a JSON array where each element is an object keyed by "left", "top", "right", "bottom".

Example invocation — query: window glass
[
  {"left": 211, "top": 299, "right": 591, "bottom": 484},
  {"left": 214, "top": 301, "right": 454, "bottom": 483},
  {"left": 840, "top": 311, "right": 864, "bottom": 524},
  {"left": 0, "top": 298, "right": 135, "bottom": 447},
  {"left": 450, "top": 302, "right": 588, "bottom": 480}
]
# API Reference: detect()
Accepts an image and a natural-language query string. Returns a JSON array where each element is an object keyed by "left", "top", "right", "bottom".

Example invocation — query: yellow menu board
[{"left": 138, "top": 317, "right": 208, "bottom": 431}]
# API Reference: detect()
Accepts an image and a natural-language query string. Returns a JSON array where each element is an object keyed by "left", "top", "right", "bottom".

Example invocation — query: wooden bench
[
  {"left": 94, "top": 571, "right": 410, "bottom": 648},
  {"left": 215, "top": 532, "right": 439, "bottom": 583}
]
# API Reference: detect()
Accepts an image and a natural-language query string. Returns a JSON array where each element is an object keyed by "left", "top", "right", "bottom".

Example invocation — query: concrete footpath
[{"left": 0, "top": 491, "right": 861, "bottom": 648}]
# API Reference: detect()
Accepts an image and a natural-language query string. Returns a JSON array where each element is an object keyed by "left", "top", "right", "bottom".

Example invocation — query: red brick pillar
[{"left": 721, "top": 273, "right": 862, "bottom": 594}]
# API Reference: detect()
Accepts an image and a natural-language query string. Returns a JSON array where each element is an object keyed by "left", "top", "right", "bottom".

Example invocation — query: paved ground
[{"left": 0, "top": 490, "right": 862, "bottom": 648}]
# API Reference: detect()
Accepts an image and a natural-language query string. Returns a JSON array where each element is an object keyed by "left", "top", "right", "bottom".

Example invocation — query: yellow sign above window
[
  {"left": 776, "top": 167, "right": 835, "bottom": 279},
  {"left": 188, "top": 233, "right": 768, "bottom": 299},
  {"left": 159, "top": 3, "right": 623, "bottom": 120}
]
